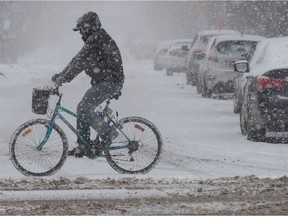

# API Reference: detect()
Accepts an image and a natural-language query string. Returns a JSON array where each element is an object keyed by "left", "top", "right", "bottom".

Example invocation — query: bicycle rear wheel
[
  {"left": 10, "top": 119, "right": 68, "bottom": 176},
  {"left": 105, "top": 116, "right": 163, "bottom": 174}
]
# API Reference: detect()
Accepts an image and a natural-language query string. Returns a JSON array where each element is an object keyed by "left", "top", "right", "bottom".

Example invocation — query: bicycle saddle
[{"left": 110, "top": 91, "right": 122, "bottom": 100}]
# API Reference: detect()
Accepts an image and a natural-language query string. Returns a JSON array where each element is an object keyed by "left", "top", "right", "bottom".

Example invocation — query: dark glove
[{"left": 52, "top": 73, "right": 60, "bottom": 82}]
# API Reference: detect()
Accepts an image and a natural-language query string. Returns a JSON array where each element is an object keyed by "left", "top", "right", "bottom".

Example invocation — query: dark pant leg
[
  {"left": 88, "top": 82, "right": 123, "bottom": 139},
  {"left": 76, "top": 101, "right": 92, "bottom": 145},
  {"left": 76, "top": 82, "right": 123, "bottom": 144}
]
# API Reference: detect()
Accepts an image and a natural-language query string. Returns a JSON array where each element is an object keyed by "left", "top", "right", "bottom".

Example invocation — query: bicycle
[{"left": 9, "top": 87, "right": 163, "bottom": 176}]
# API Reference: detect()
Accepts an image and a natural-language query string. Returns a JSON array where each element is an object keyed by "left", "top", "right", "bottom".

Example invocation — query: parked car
[
  {"left": 233, "top": 37, "right": 288, "bottom": 141},
  {"left": 185, "top": 30, "right": 240, "bottom": 86},
  {"left": 153, "top": 40, "right": 172, "bottom": 71},
  {"left": 196, "top": 37, "right": 216, "bottom": 94},
  {"left": 165, "top": 39, "right": 194, "bottom": 76},
  {"left": 199, "top": 34, "right": 265, "bottom": 98},
  {"left": 233, "top": 36, "right": 265, "bottom": 113}
]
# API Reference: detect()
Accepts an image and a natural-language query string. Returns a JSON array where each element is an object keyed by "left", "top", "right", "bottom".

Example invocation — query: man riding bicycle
[{"left": 51, "top": 11, "right": 125, "bottom": 157}]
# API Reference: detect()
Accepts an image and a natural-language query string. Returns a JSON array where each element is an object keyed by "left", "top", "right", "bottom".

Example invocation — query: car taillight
[
  {"left": 256, "top": 77, "right": 286, "bottom": 90},
  {"left": 193, "top": 49, "right": 203, "bottom": 56},
  {"left": 207, "top": 50, "right": 218, "bottom": 62},
  {"left": 207, "top": 74, "right": 216, "bottom": 81},
  {"left": 193, "top": 49, "right": 203, "bottom": 54}
]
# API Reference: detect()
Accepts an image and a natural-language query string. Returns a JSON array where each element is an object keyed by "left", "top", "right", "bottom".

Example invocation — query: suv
[
  {"left": 186, "top": 30, "right": 240, "bottom": 86},
  {"left": 153, "top": 40, "right": 172, "bottom": 71},
  {"left": 233, "top": 37, "right": 288, "bottom": 141}
]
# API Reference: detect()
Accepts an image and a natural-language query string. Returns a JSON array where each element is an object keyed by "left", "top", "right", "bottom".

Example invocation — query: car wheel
[
  {"left": 233, "top": 95, "right": 241, "bottom": 114},
  {"left": 186, "top": 71, "right": 192, "bottom": 85},
  {"left": 196, "top": 82, "right": 202, "bottom": 94},
  {"left": 247, "top": 128, "right": 265, "bottom": 142},
  {"left": 154, "top": 64, "right": 162, "bottom": 71},
  {"left": 246, "top": 97, "right": 266, "bottom": 142},
  {"left": 207, "top": 89, "right": 212, "bottom": 98},
  {"left": 201, "top": 81, "right": 208, "bottom": 97},
  {"left": 202, "top": 81, "right": 211, "bottom": 98},
  {"left": 166, "top": 68, "right": 173, "bottom": 76},
  {"left": 240, "top": 105, "right": 248, "bottom": 136},
  {"left": 246, "top": 114, "right": 266, "bottom": 142},
  {"left": 191, "top": 73, "right": 197, "bottom": 86}
]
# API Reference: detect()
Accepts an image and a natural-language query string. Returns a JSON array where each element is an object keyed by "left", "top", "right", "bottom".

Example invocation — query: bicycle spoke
[
  {"left": 106, "top": 117, "right": 163, "bottom": 174},
  {"left": 10, "top": 119, "right": 68, "bottom": 176}
]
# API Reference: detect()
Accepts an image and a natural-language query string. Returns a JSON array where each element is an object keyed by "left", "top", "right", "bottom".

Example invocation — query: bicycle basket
[{"left": 32, "top": 88, "right": 50, "bottom": 115}]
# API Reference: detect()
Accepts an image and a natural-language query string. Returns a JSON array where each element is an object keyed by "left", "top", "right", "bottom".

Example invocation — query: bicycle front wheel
[
  {"left": 9, "top": 119, "right": 68, "bottom": 176},
  {"left": 105, "top": 116, "right": 163, "bottom": 174}
]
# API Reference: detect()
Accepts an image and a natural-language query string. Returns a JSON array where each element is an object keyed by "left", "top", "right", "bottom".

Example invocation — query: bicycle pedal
[
  {"left": 68, "top": 149, "right": 84, "bottom": 158},
  {"left": 68, "top": 150, "right": 75, "bottom": 156},
  {"left": 86, "top": 154, "right": 98, "bottom": 159}
]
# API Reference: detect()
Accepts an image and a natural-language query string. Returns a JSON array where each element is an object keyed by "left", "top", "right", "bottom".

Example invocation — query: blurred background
[{"left": 1, "top": 1, "right": 287, "bottom": 64}]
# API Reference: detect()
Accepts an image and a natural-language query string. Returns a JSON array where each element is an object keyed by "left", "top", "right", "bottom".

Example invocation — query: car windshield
[{"left": 217, "top": 41, "right": 257, "bottom": 55}]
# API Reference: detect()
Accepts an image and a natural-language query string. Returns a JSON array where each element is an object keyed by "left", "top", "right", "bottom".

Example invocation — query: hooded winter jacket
[{"left": 56, "top": 12, "right": 124, "bottom": 86}]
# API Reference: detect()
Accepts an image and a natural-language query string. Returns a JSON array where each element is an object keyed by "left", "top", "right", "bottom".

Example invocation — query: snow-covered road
[{"left": 1, "top": 54, "right": 288, "bottom": 179}]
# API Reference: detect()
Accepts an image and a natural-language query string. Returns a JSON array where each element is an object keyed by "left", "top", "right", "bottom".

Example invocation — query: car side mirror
[{"left": 233, "top": 60, "right": 250, "bottom": 73}]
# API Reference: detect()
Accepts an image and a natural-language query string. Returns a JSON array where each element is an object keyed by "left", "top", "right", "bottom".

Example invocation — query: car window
[
  {"left": 245, "top": 44, "right": 257, "bottom": 62},
  {"left": 216, "top": 41, "right": 257, "bottom": 55},
  {"left": 173, "top": 41, "right": 193, "bottom": 49}
]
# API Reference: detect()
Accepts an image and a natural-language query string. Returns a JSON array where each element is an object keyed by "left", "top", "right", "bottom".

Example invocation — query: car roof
[
  {"left": 169, "top": 39, "right": 194, "bottom": 49},
  {"left": 158, "top": 40, "right": 173, "bottom": 48},
  {"left": 213, "top": 34, "right": 266, "bottom": 43},
  {"left": 189, "top": 30, "right": 241, "bottom": 52},
  {"left": 172, "top": 39, "right": 194, "bottom": 43},
  {"left": 196, "top": 29, "right": 240, "bottom": 37},
  {"left": 249, "top": 37, "right": 288, "bottom": 76}
]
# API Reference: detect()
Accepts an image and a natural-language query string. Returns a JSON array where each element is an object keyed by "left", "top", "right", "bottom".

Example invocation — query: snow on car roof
[
  {"left": 169, "top": 39, "right": 194, "bottom": 49},
  {"left": 197, "top": 29, "right": 240, "bottom": 36},
  {"left": 249, "top": 37, "right": 288, "bottom": 76},
  {"left": 172, "top": 39, "right": 194, "bottom": 43},
  {"left": 214, "top": 34, "right": 265, "bottom": 43},
  {"left": 156, "top": 40, "right": 173, "bottom": 49}
]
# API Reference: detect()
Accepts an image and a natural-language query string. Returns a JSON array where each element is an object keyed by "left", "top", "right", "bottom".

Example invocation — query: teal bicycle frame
[{"left": 37, "top": 93, "right": 131, "bottom": 153}]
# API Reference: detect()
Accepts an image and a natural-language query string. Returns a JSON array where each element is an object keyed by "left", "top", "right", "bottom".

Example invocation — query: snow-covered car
[
  {"left": 199, "top": 34, "right": 265, "bottom": 98},
  {"left": 153, "top": 40, "right": 172, "bottom": 71},
  {"left": 233, "top": 37, "right": 288, "bottom": 141},
  {"left": 185, "top": 30, "right": 240, "bottom": 86},
  {"left": 165, "top": 39, "right": 194, "bottom": 76}
]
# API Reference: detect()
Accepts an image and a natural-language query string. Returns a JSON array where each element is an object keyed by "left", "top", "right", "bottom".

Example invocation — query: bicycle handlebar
[{"left": 50, "top": 86, "right": 61, "bottom": 96}]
